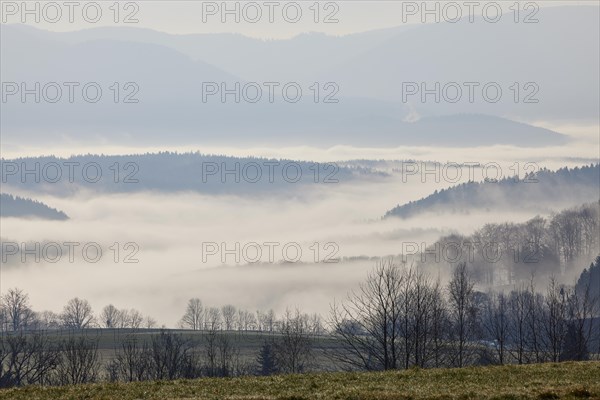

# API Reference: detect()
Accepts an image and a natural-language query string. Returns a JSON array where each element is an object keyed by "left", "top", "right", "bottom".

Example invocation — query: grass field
[
  {"left": 0, "top": 361, "right": 598, "bottom": 400},
  {"left": 18, "top": 328, "right": 342, "bottom": 370}
]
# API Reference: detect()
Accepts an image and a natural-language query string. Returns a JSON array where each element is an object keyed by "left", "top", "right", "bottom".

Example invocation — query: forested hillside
[
  {"left": 385, "top": 164, "right": 599, "bottom": 219},
  {"left": 0, "top": 194, "right": 68, "bottom": 220}
]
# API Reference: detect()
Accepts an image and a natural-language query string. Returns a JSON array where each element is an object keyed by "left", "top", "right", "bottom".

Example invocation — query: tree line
[
  {"left": 415, "top": 202, "right": 599, "bottom": 285},
  {"left": 0, "top": 256, "right": 598, "bottom": 388},
  {"left": 178, "top": 299, "right": 324, "bottom": 335},
  {"left": 0, "top": 308, "right": 317, "bottom": 388},
  {"left": 0, "top": 293, "right": 157, "bottom": 332},
  {"left": 330, "top": 257, "right": 599, "bottom": 370}
]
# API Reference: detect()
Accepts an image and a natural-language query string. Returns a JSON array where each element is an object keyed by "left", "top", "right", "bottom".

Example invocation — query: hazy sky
[{"left": 2, "top": 1, "right": 597, "bottom": 38}]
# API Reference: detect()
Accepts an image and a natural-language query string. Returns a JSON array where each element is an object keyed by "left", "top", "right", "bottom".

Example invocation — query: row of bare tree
[
  {"left": 0, "top": 334, "right": 100, "bottom": 387},
  {"left": 0, "top": 308, "right": 315, "bottom": 388},
  {"left": 417, "top": 202, "right": 599, "bottom": 285},
  {"left": 0, "top": 257, "right": 597, "bottom": 388},
  {"left": 0, "top": 291, "right": 157, "bottom": 332},
  {"left": 329, "top": 259, "right": 599, "bottom": 370},
  {"left": 0, "top": 292, "right": 323, "bottom": 335},
  {"left": 179, "top": 299, "right": 325, "bottom": 336}
]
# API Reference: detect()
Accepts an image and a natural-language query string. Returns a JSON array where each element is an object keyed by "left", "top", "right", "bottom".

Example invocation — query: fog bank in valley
[{"left": 2, "top": 167, "right": 594, "bottom": 327}]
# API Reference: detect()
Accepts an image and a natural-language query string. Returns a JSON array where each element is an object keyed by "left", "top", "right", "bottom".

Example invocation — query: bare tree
[
  {"left": 246, "top": 312, "right": 257, "bottom": 331},
  {"left": 429, "top": 279, "right": 449, "bottom": 367},
  {"left": 56, "top": 336, "right": 100, "bottom": 384},
  {"left": 306, "top": 313, "right": 324, "bottom": 336},
  {"left": 204, "top": 329, "right": 219, "bottom": 376},
  {"left": 256, "top": 310, "right": 264, "bottom": 332},
  {"left": 61, "top": 298, "right": 95, "bottom": 329},
  {"left": 100, "top": 304, "right": 121, "bottom": 328},
  {"left": 1, "top": 288, "right": 35, "bottom": 331},
  {"left": 216, "top": 333, "right": 237, "bottom": 376},
  {"left": 525, "top": 279, "right": 545, "bottom": 363},
  {"left": 550, "top": 210, "right": 582, "bottom": 268},
  {"left": 447, "top": 262, "right": 477, "bottom": 367},
  {"left": 482, "top": 292, "right": 509, "bottom": 364},
  {"left": 147, "top": 330, "right": 197, "bottom": 380},
  {"left": 236, "top": 309, "right": 247, "bottom": 331},
  {"left": 221, "top": 305, "right": 237, "bottom": 331},
  {"left": 127, "top": 309, "right": 144, "bottom": 329},
  {"left": 35, "top": 311, "right": 61, "bottom": 330},
  {"left": 180, "top": 298, "right": 203, "bottom": 330},
  {"left": 329, "top": 259, "right": 403, "bottom": 370},
  {"left": 273, "top": 308, "right": 312, "bottom": 374},
  {"left": 508, "top": 286, "right": 529, "bottom": 364},
  {"left": 118, "top": 309, "right": 131, "bottom": 328},
  {"left": 106, "top": 336, "right": 150, "bottom": 382},
  {"left": 0, "top": 331, "right": 60, "bottom": 387},
  {"left": 144, "top": 316, "right": 157, "bottom": 329},
  {"left": 203, "top": 328, "right": 245, "bottom": 377},
  {"left": 541, "top": 277, "right": 568, "bottom": 362},
  {"left": 264, "top": 309, "right": 276, "bottom": 333},
  {"left": 398, "top": 266, "right": 416, "bottom": 369},
  {"left": 205, "top": 307, "right": 222, "bottom": 331},
  {"left": 408, "top": 271, "right": 441, "bottom": 368},
  {"left": 578, "top": 204, "right": 599, "bottom": 258},
  {"left": 236, "top": 309, "right": 257, "bottom": 332}
]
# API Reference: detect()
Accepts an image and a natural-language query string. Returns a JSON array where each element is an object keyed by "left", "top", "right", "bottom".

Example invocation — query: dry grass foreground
[{"left": 0, "top": 361, "right": 598, "bottom": 400}]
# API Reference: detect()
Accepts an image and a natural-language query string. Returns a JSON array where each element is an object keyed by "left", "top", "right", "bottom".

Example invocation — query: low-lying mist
[{"left": 2, "top": 166, "right": 591, "bottom": 327}]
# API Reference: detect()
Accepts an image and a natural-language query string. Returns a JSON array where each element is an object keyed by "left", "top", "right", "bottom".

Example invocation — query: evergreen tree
[
  {"left": 256, "top": 341, "right": 278, "bottom": 376},
  {"left": 560, "top": 322, "right": 589, "bottom": 361}
]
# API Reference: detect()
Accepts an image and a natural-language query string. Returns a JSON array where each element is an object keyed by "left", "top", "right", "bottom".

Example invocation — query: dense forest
[
  {"left": 0, "top": 194, "right": 68, "bottom": 220},
  {"left": 385, "top": 164, "right": 599, "bottom": 219},
  {"left": 0, "top": 153, "right": 380, "bottom": 196}
]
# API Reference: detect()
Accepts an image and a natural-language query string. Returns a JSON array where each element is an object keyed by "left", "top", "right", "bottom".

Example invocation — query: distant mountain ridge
[
  {"left": 6, "top": 5, "right": 597, "bottom": 123},
  {"left": 2, "top": 6, "right": 595, "bottom": 147},
  {"left": 0, "top": 193, "right": 68, "bottom": 220},
  {"left": 0, "top": 152, "right": 386, "bottom": 196},
  {"left": 384, "top": 164, "right": 600, "bottom": 219}
]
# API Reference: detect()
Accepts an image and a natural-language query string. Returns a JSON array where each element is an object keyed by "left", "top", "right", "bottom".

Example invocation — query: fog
[
  {"left": 1, "top": 121, "right": 597, "bottom": 167},
  {"left": 1, "top": 164, "right": 586, "bottom": 327}
]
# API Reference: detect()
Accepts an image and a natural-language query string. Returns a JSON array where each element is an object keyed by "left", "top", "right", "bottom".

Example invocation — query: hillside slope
[
  {"left": 0, "top": 361, "right": 598, "bottom": 400},
  {"left": 0, "top": 193, "right": 68, "bottom": 220},
  {"left": 385, "top": 164, "right": 600, "bottom": 219}
]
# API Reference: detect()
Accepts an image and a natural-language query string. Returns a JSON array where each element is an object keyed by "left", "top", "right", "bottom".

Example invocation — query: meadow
[{"left": 0, "top": 361, "right": 598, "bottom": 400}]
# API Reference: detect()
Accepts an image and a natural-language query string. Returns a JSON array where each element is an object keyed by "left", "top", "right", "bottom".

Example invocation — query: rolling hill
[
  {"left": 384, "top": 164, "right": 600, "bottom": 219},
  {"left": 0, "top": 193, "right": 68, "bottom": 220}
]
